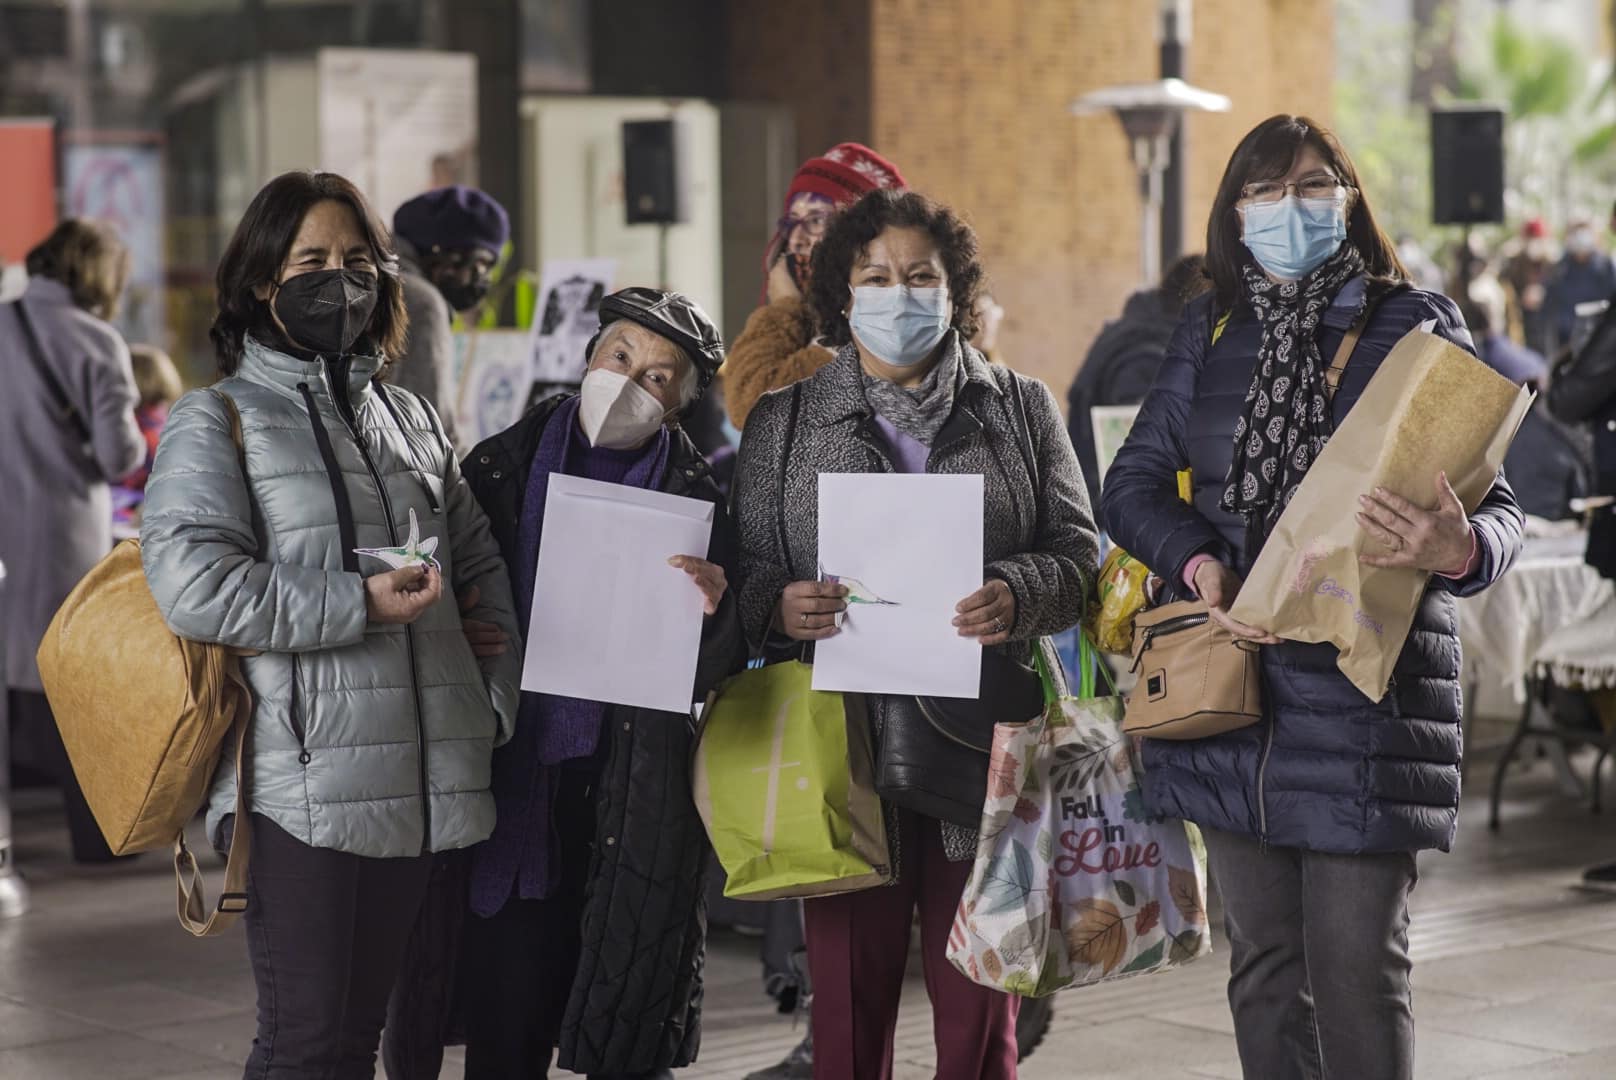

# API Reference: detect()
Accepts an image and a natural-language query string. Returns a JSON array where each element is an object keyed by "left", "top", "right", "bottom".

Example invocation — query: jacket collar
[
  {"left": 804, "top": 331, "right": 1000, "bottom": 429},
  {"left": 237, "top": 334, "right": 384, "bottom": 405}
]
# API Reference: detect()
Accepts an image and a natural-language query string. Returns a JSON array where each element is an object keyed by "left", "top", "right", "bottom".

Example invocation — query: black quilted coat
[
  {"left": 463, "top": 394, "right": 746, "bottom": 1074},
  {"left": 1100, "top": 281, "right": 1524, "bottom": 856}
]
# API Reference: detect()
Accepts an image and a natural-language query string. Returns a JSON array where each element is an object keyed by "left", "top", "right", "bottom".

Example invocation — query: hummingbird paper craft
[
  {"left": 818, "top": 564, "right": 899, "bottom": 606},
  {"left": 355, "top": 508, "right": 442, "bottom": 573}
]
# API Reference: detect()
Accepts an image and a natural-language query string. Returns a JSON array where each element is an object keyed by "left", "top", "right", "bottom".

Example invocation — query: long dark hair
[
  {"left": 807, "top": 189, "right": 985, "bottom": 348},
  {"left": 210, "top": 171, "right": 406, "bottom": 375},
  {"left": 1205, "top": 115, "right": 1407, "bottom": 310}
]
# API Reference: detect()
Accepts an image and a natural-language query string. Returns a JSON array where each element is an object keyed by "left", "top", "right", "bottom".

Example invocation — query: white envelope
[
  {"left": 522, "top": 474, "right": 715, "bottom": 712},
  {"left": 812, "top": 472, "right": 984, "bottom": 697}
]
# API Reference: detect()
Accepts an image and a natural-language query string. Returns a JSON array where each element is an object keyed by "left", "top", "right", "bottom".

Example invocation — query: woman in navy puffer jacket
[{"left": 1101, "top": 116, "right": 1523, "bottom": 1080}]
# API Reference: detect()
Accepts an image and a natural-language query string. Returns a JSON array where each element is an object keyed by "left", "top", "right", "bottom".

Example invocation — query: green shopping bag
[{"left": 692, "top": 661, "right": 891, "bottom": 900}]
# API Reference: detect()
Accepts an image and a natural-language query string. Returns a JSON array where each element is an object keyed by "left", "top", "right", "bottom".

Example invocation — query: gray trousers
[{"left": 1203, "top": 828, "right": 1419, "bottom": 1080}]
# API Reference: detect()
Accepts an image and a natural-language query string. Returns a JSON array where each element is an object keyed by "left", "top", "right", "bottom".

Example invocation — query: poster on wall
[
  {"left": 453, "top": 330, "right": 534, "bottom": 448},
  {"left": 64, "top": 137, "right": 166, "bottom": 347},
  {"left": 530, "top": 258, "right": 615, "bottom": 386},
  {"left": 318, "top": 49, "right": 478, "bottom": 221},
  {"left": 0, "top": 119, "right": 56, "bottom": 265}
]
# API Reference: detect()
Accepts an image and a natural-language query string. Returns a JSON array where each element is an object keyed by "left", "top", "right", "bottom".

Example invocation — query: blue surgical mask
[
  {"left": 848, "top": 285, "right": 951, "bottom": 367},
  {"left": 1240, "top": 195, "right": 1348, "bottom": 281}
]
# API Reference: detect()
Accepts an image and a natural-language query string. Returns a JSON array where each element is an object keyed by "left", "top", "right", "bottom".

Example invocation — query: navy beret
[{"left": 393, "top": 186, "right": 510, "bottom": 258}]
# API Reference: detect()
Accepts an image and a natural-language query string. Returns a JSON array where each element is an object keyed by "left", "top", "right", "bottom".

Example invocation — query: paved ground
[{"left": 1, "top": 749, "right": 1613, "bottom": 1080}]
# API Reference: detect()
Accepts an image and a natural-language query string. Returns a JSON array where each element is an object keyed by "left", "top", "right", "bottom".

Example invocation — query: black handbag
[{"left": 874, "top": 373, "right": 1049, "bottom": 828}]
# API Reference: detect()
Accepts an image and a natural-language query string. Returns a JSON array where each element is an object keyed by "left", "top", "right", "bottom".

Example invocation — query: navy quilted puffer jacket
[{"left": 1100, "top": 278, "right": 1524, "bottom": 855}]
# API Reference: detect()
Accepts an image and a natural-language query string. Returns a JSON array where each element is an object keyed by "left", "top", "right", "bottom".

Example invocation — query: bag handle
[
  {"left": 175, "top": 667, "right": 253, "bottom": 936},
  {"left": 174, "top": 389, "right": 254, "bottom": 937},
  {"left": 1032, "top": 633, "right": 1116, "bottom": 706}
]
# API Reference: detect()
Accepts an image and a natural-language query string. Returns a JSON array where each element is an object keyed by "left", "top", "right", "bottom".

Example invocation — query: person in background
[
  {"left": 1461, "top": 283, "right": 1589, "bottom": 522},
  {"left": 733, "top": 189, "right": 1098, "bottom": 1080},
  {"left": 1548, "top": 218, "right": 1616, "bottom": 352},
  {"left": 0, "top": 257, "right": 27, "bottom": 303},
  {"left": 1503, "top": 218, "right": 1557, "bottom": 356},
  {"left": 458, "top": 287, "right": 743, "bottom": 1080},
  {"left": 1395, "top": 235, "right": 1446, "bottom": 294},
  {"left": 392, "top": 185, "right": 511, "bottom": 451},
  {"left": 0, "top": 219, "right": 144, "bottom": 864},
  {"left": 1066, "top": 253, "right": 1208, "bottom": 499},
  {"left": 1102, "top": 115, "right": 1523, "bottom": 1080},
  {"left": 721, "top": 143, "right": 906, "bottom": 431},
  {"left": 142, "top": 170, "right": 523, "bottom": 1078},
  {"left": 973, "top": 289, "right": 1007, "bottom": 363},
  {"left": 1547, "top": 297, "right": 1616, "bottom": 890},
  {"left": 110, "top": 344, "right": 184, "bottom": 537}
]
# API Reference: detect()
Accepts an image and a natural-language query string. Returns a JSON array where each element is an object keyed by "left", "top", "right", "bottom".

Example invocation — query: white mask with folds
[{"left": 578, "top": 368, "right": 669, "bottom": 449}]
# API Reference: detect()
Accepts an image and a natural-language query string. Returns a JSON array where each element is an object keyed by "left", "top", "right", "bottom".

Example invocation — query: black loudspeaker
[
  {"left": 1431, "top": 108, "right": 1505, "bottom": 225},
  {"left": 622, "top": 119, "right": 681, "bottom": 225}
]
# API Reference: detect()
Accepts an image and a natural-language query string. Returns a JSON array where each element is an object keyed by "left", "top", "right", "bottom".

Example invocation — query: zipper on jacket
[
  {"left": 1255, "top": 715, "right": 1274, "bottom": 852},
  {"left": 289, "top": 656, "right": 311, "bottom": 765},
  {"left": 320, "top": 365, "right": 434, "bottom": 855}
]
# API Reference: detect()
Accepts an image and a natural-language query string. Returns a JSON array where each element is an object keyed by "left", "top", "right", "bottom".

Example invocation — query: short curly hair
[{"left": 807, "top": 189, "right": 984, "bottom": 349}]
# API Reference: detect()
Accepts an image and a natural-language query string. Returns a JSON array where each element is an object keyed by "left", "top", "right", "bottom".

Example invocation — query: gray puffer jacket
[{"left": 141, "top": 335, "right": 522, "bottom": 858}]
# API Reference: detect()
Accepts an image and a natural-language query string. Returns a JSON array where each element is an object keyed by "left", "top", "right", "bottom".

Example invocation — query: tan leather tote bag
[{"left": 36, "top": 389, "right": 254, "bottom": 937}]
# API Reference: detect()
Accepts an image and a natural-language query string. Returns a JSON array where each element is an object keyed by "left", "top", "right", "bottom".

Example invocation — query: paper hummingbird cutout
[
  {"left": 819, "top": 564, "right": 899, "bottom": 606},
  {"left": 355, "top": 507, "right": 441, "bottom": 572}
]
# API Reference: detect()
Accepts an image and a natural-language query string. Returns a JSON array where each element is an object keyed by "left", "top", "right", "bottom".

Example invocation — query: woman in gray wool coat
[{"left": 731, "top": 189, "right": 1099, "bottom": 1080}]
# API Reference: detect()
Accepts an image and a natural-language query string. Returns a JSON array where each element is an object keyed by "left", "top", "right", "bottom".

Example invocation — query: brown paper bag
[{"left": 1227, "top": 330, "right": 1533, "bottom": 701}]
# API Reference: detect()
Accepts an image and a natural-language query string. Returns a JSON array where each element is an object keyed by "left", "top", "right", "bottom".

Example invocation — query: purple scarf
[{"left": 471, "top": 396, "right": 669, "bottom": 916}]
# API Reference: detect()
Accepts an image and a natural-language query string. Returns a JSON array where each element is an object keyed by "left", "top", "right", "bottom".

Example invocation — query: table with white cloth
[{"left": 1454, "top": 531, "right": 1616, "bottom": 828}]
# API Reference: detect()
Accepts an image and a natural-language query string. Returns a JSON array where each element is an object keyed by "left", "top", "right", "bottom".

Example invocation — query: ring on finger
[
  {"left": 801, "top": 612, "right": 809, "bottom": 627},
  {"left": 992, "top": 617, "right": 1005, "bottom": 634}
]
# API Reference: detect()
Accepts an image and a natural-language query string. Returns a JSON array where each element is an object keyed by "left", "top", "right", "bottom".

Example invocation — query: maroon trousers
[{"left": 804, "top": 813, "right": 1019, "bottom": 1080}]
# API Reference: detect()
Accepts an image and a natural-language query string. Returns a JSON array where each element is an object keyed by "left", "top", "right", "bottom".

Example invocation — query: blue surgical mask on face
[
  {"left": 848, "top": 285, "right": 951, "bottom": 368},
  {"left": 1240, "top": 194, "right": 1348, "bottom": 281}
]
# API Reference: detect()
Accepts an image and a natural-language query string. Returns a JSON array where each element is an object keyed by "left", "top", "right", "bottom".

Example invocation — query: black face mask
[
  {"left": 272, "top": 269, "right": 379, "bottom": 356},
  {"left": 437, "top": 277, "right": 491, "bottom": 313}
]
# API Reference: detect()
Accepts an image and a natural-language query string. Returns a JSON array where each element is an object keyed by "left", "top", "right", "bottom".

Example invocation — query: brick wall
[{"left": 729, "top": 0, "right": 1336, "bottom": 406}]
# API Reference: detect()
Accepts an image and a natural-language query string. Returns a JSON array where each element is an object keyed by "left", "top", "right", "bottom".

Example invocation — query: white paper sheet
[
  {"left": 522, "top": 474, "right": 715, "bottom": 712},
  {"left": 812, "top": 473, "right": 984, "bottom": 697}
]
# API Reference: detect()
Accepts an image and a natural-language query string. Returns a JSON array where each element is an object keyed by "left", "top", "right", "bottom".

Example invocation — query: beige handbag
[
  {"left": 36, "top": 389, "right": 254, "bottom": 937},
  {"left": 1122, "top": 600, "right": 1263, "bottom": 740}
]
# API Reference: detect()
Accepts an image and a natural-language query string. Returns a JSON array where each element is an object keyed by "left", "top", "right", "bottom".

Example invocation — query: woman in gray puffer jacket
[{"left": 140, "top": 171, "right": 522, "bottom": 1079}]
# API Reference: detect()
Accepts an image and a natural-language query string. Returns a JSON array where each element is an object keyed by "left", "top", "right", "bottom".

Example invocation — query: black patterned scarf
[{"left": 1220, "top": 245, "right": 1367, "bottom": 534}]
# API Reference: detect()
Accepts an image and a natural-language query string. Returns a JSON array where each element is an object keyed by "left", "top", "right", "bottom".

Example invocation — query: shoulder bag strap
[
  {"left": 1324, "top": 291, "right": 1390, "bottom": 403},
  {"left": 776, "top": 383, "right": 803, "bottom": 581},
  {"left": 13, "top": 298, "right": 94, "bottom": 446},
  {"left": 1007, "top": 372, "right": 1039, "bottom": 495},
  {"left": 174, "top": 387, "right": 253, "bottom": 937}
]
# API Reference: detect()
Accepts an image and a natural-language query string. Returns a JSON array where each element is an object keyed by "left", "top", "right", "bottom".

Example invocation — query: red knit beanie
[{"left": 783, "top": 143, "right": 906, "bottom": 212}]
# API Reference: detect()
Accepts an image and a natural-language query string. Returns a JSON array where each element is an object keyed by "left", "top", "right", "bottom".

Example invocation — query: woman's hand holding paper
[
  {"left": 953, "top": 578, "right": 1018, "bottom": 646},
  {"left": 1356, "top": 471, "right": 1475, "bottom": 575},
  {"left": 669, "top": 555, "right": 729, "bottom": 615}
]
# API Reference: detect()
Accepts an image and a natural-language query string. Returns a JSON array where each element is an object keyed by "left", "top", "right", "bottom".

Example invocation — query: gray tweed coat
[{"left": 732, "top": 336, "right": 1100, "bottom": 867}]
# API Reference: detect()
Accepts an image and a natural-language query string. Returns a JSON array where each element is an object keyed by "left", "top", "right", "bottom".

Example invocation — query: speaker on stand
[
  {"left": 622, "top": 119, "right": 683, "bottom": 289},
  {"left": 1430, "top": 106, "right": 1505, "bottom": 302}
]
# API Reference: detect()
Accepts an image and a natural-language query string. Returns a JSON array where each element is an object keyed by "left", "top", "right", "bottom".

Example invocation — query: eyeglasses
[
  {"left": 777, "top": 210, "right": 832, "bottom": 238},
  {"left": 1239, "top": 173, "right": 1349, "bottom": 204}
]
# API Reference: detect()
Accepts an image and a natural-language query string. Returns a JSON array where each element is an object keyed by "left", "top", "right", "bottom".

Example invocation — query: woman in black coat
[
  {"left": 459, "top": 287, "right": 746, "bottom": 1079},
  {"left": 1100, "top": 116, "right": 1523, "bottom": 1080}
]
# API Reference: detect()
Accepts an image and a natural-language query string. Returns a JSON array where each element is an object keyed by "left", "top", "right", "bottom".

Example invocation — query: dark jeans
[
  {"left": 1203, "top": 827, "right": 1420, "bottom": 1080},
  {"left": 7, "top": 689, "right": 115, "bottom": 862},
  {"left": 381, "top": 850, "right": 470, "bottom": 1080},
  {"left": 242, "top": 813, "right": 434, "bottom": 1080}
]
